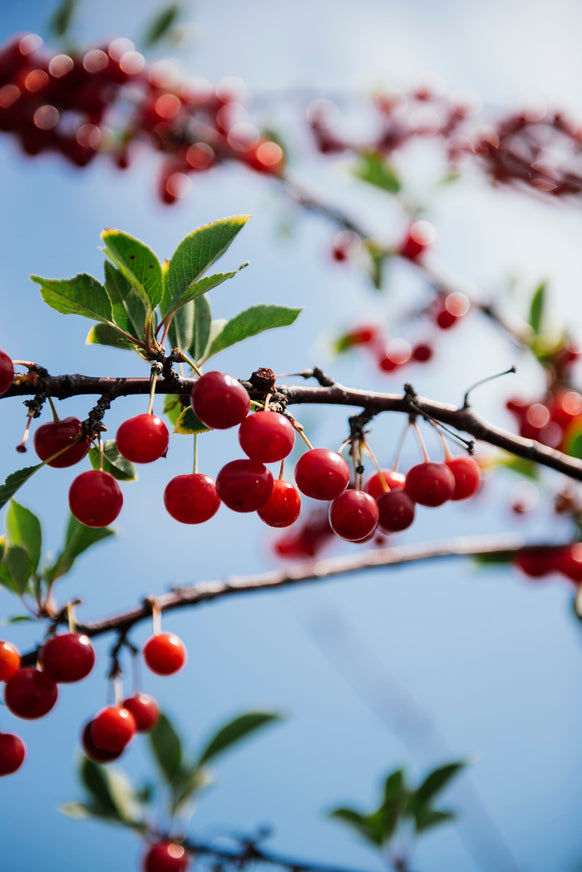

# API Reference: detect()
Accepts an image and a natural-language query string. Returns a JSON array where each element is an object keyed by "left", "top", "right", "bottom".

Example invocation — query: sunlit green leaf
[
  {"left": 174, "top": 407, "right": 210, "bottom": 435},
  {"left": 0, "top": 464, "right": 44, "bottom": 511},
  {"left": 198, "top": 711, "right": 282, "bottom": 766},
  {"left": 89, "top": 442, "right": 137, "bottom": 481},
  {"left": 103, "top": 261, "right": 147, "bottom": 340},
  {"left": 101, "top": 230, "right": 163, "bottom": 310},
  {"left": 86, "top": 323, "right": 141, "bottom": 351},
  {"left": 5, "top": 501, "right": 42, "bottom": 574},
  {"left": 204, "top": 306, "right": 301, "bottom": 360},
  {"left": 4, "top": 545, "right": 32, "bottom": 595},
  {"left": 529, "top": 281, "right": 547, "bottom": 335},
  {"left": 354, "top": 152, "right": 401, "bottom": 194},
  {"left": 163, "top": 267, "right": 248, "bottom": 321},
  {"left": 31, "top": 273, "right": 113, "bottom": 323},
  {"left": 149, "top": 713, "right": 183, "bottom": 785}
]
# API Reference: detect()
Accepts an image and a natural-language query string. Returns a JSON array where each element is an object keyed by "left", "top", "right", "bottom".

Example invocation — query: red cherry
[
  {"left": 548, "top": 389, "right": 582, "bottom": 429},
  {"left": 243, "top": 139, "right": 285, "bottom": 175},
  {"left": 0, "top": 732, "right": 26, "bottom": 776},
  {"left": 445, "top": 456, "right": 482, "bottom": 501},
  {"left": 555, "top": 543, "right": 582, "bottom": 583},
  {"left": 364, "top": 470, "right": 406, "bottom": 500},
  {"left": 433, "top": 293, "right": 468, "bottom": 330},
  {"left": 116, "top": 413, "right": 169, "bottom": 463},
  {"left": 376, "top": 490, "right": 416, "bottom": 532},
  {"left": 39, "top": 633, "right": 95, "bottom": 683},
  {"left": 515, "top": 547, "right": 567, "bottom": 579},
  {"left": 90, "top": 706, "right": 137, "bottom": 753},
  {"left": 81, "top": 721, "right": 123, "bottom": 763},
  {"left": 4, "top": 668, "right": 58, "bottom": 719},
  {"left": 143, "top": 841, "right": 190, "bottom": 872},
  {"left": 412, "top": 343, "right": 433, "bottom": 363},
  {"left": 143, "top": 633, "right": 187, "bottom": 676},
  {"left": 122, "top": 694, "right": 160, "bottom": 732},
  {"left": 294, "top": 449, "right": 350, "bottom": 500},
  {"left": 238, "top": 411, "right": 295, "bottom": 463},
  {"left": 404, "top": 462, "right": 455, "bottom": 507},
  {"left": 0, "top": 349, "right": 14, "bottom": 395},
  {"left": 69, "top": 470, "right": 123, "bottom": 527},
  {"left": 328, "top": 490, "right": 379, "bottom": 541},
  {"left": 399, "top": 220, "right": 435, "bottom": 261},
  {"left": 190, "top": 371, "right": 250, "bottom": 430},
  {"left": 164, "top": 473, "right": 220, "bottom": 524},
  {"left": 0, "top": 640, "right": 20, "bottom": 682},
  {"left": 257, "top": 480, "right": 301, "bottom": 527},
  {"left": 33, "top": 416, "right": 91, "bottom": 467},
  {"left": 216, "top": 459, "right": 273, "bottom": 512}
]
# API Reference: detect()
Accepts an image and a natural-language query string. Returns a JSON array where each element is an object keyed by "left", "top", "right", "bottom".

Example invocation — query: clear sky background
[{"left": 1, "top": 2, "right": 582, "bottom": 872}]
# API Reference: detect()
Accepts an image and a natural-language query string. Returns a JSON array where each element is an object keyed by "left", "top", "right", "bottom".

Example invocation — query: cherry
[
  {"left": 238, "top": 411, "right": 295, "bottom": 463},
  {"left": 69, "top": 469, "right": 123, "bottom": 527},
  {"left": 274, "top": 507, "right": 335, "bottom": 559},
  {"left": 39, "top": 633, "right": 95, "bottom": 683},
  {"left": 0, "top": 349, "right": 14, "bottom": 395},
  {"left": 143, "top": 841, "right": 190, "bottom": 872},
  {"left": 364, "top": 470, "right": 406, "bottom": 500},
  {"left": 404, "top": 462, "right": 455, "bottom": 507},
  {"left": 4, "top": 668, "right": 58, "bottom": 719},
  {"left": 376, "top": 490, "right": 416, "bottom": 532},
  {"left": 399, "top": 220, "right": 435, "bottom": 261},
  {"left": 216, "top": 459, "right": 273, "bottom": 512},
  {"left": 0, "top": 732, "right": 26, "bottom": 776},
  {"left": 116, "top": 413, "right": 169, "bottom": 463},
  {"left": 556, "top": 543, "right": 582, "bottom": 583},
  {"left": 81, "top": 721, "right": 122, "bottom": 763},
  {"left": 163, "top": 473, "right": 221, "bottom": 524},
  {"left": 122, "top": 693, "right": 160, "bottom": 732},
  {"left": 190, "top": 371, "right": 250, "bottom": 430},
  {"left": 0, "top": 640, "right": 20, "bottom": 682},
  {"left": 90, "top": 706, "right": 137, "bottom": 754},
  {"left": 257, "top": 480, "right": 301, "bottom": 527},
  {"left": 412, "top": 343, "right": 433, "bottom": 363},
  {"left": 445, "top": 456, "right": 482, "bottom": 501},
  {"left": 515, "top": 547, "right": 567, "bottom": 579},
  {"left": 433, "top": 293, "right": 469, "bottom": 330},
  {"left": 294, "top": 449, "right": 350, "bottom": 501},
  {"left": 328, "top": 490, "right": 379, "bottom": 542},
  {"left": 33, "top": 416, "right": 91, "bottom": 467},
  {"left": 143, "top": 633, "right": 187, "bottom": 676}
]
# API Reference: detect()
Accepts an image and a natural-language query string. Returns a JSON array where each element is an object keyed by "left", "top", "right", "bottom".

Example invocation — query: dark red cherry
[
  {"left": 216, "top": 459, "right": 273, "bottom": 512},
  {"left": 445, "top": 456, "right": 482, "bottom": 500},
  {"left": 404, "top": 462, "right": 455, "bottom": 507},
  {"left": 190, "top": 371, "right": 250, "bottom": 429},
  {"left": 69, "top": 470, "right": 123, "bottom": 527},
  {"left": 0, "top": 732, "right": 26, "bottom": 776},
  {"left": 0, "top": 641, "right": 20, "bottom": 682},
  {"left": 81, "top": 721, "right": 123, "bottom": 763},
  {"left": 116, "top": 413, "right": 169, "bottom": 463},
  {"left": 143, "top": 841, "right": 190, "bottom": 872},
  {"left": 328, "top": 490, "right": 379, "bottom": 541},
  {"left": 34, "top": 416, "right": 91, "bottom": 468},
  {"left": 122, "top": 693, "right": 160, "bottom": 732},
  {"left": 4, "top": 668, "right": 58, "bottom": 719},
  {"left": 143, "top": 633, "right": 187, "bottom": 676},
  {"left": 39, "top": 633, "right": 95, "bottom": 683},
  {"left": 163, "top": 473, "right": 220, "bottom": 524},
  {"left": 376, "top": 490, "right": 416, "bottom": 532},
  {"left": 90, "top": 706, "right": 136, "bottom": 753},
  {"left": 257, "top": 480, "right": 301, "bottom": 527},
  {"left": 294, "top": 449, "right": 350, "bottom": 501},
  {"left": 0, "top": 349, "right": 14, "bottom": 396},
  {"left": 238, "top": 411, "right": 295, "bottom": 463},
  {"left": 364, "top": 470, "right": 406, "bottom": 499}
]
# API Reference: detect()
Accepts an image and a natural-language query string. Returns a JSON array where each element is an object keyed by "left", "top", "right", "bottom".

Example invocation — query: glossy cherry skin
[
  {"left": 376, "top": 490, "right": 416, "bottom": 532},
  {"left": 328, "top": 490, "right": 379, "bottom": 542},
  {"left": 81, "top": 721, "right": 123, "bottom": 763},
  {"left": 69, "top": 470, "right": 123, "bottom": 527},
  {"left": 445, "top": 456, "right": 482, "bottom": 501},
  {"left": 364, "top": 470, "right": 406, "bottom": 500},
  {"left": 0, "top": 349, "right": 14, "bottom": 396},
  {"left": 257, "top": 480, "right": 301, "bottom": 527},
  {"left": 90, "top": 706, "right": 137, "bottom": 753},
  {"left": 143, "top": 633, "right": 187, "bottom": 676},
  {"left": 163, "top": 473, "right": 220, "bottom": 524},
  {"left": 0, "top": 640, "right": 20, "bottom": 682},
  {"left": 33, "top": 417, "right": 91, "bottom": 468},
  {"left": 4, "top": 668, "right": 58, "bottom": 719},
  {"left": 0, "top": 733, "right": 26, "bottom": 776},
  {"left": 190, "top": 371, "right": 250, "bottom": 430},
  {"left": 116, "top": 413, "right": 169, "bottom": 463},
  {"left": 404, "top": 462, "right": 455, "bottom": 507},
  {"left": 39, "top": 633, "right": 95, "bottom": 683},
  {"left": 216, "top": 459, "right": 273, "bottom": 512},
  {"left": 294, "top": 449, "right": 350, "bottom": 501},
  {"left": 143, "top": 842, "right": 190, "bottom": 872},
  {"left": 122, "top": 693, "right": 160, "bottom": 732},
  {"left": 238, "top": 411, "right": 295, "bottom": 463}
]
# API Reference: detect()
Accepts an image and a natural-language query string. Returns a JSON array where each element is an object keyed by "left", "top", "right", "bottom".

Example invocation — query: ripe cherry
[
  {"left": 4, "top": 668, "right": 58, "bottom": 719},
  {"left": 190, "top": 371, "right": 250, "bottom": 429},
  {"left": 376, "top": 490, "right": 416, "bottom": 532},
  {"left": 412, "top": 343, "right": 433, "bottom": 363},
  {"left": 33, "top": 417, "right": 91, "bottom": 468},
  {"left": 69, "top": 469, "right": 123, "bottom": 527},
  {"left": 257, "top": 480, "right": 301, "bottom": 527},
  {"left": 0, "top": 732, "right": 26, "bottom": 776},
  {"left": 404, "top": 462, "right": 455, "bottom": 507},
  {"left": 445, "top": 456, "right": 482, "bottom": 501},
  {"left": 399, "top": 220, "right": 435, "bottom": 261},
  {"left": 143, "top": 841, "right": 190, "bottom": 872},
  {"left": 143, "top": 633, "right": 187, "bottom": 676},
  {"left": 216, "top": 459, "right": 273, "bottom": 512},
  {"left": 328, "top": 490, "right": 379, "bottom": 541},
  {"left": 116, "top": 413, "right": 169, "bottom": 463},
  {"left": 164, "top": 474, "right": 220, "bottom": 524},
  {"left": 294, "top": 449, "right": 350, "bottom": 501},
  {"left": 122, "top": 693, "right": 160, "bottom": 732},
  {"left": 90, "top": 706, "right": 137, "bottom": 754},
  {"left": 515, "top": 547, "right": 567, "bottom": 579},
  {"left": 39, "top": 633, "right": 95, "bottom": 683},
  {"left": 238, "top": 411, "right": 295, "bottom": 463},
  {"left": 555, "top": 543, "right": 582, "bottom": 583},
  {"left": 81, "top": 721, "right": 123, "bottom": 763},
  {"left": 0, "top": 349, "right": 14, "bottom": 396},
  {"left": 0, "top": 640, "right": 20, "bottom": 682},
  {"left": 364, "top": 470, "right": 406, "bottom": 500}
]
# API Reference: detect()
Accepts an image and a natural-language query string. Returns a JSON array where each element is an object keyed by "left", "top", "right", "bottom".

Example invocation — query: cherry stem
[
  {"left": 413, "top": 422, "right": 430, "bottom": 462},
  {"left": 98, "top": 435, "right": 105, "bottom": 471},
  {"left": 391, "top": 422, "right": 410, "bottom": 472},
  {"left": 178, "top": 351, "right": 203, "bottom": 378},
  {"left": 15, "top": 412, "right": 34, "bottom": 454},
  {"left": 289, "top": 416, "right": 314, "bottom": 450},
  {"left": 147, "top": 368, "right": 158, "bottom": 416},
  {"left": 193, "top": 433, "right": 198, "bottom": 475},
  {"left": 150, "top": 600, "right": 162, "bottom": 636},
  {"left": 159, "top": 312, "right": 174, "bottom": 348},
  {"left": 47, "top": 395, "right": 59, "bottom": 423},
  {"left": 113, "top": 675, "right": 123, "bottom": 707},
  {"left": 67, "top": 603, "right": 75, "bottom": 634},
  {"left": 361, "top": 440, "right": 389, "bottom": 492},
  {"left": 438, "top": 429, "right": 453, "bottom": 461},
  {"left": 463, "top": 365, "right": 517, "bottom": 409},
  {"left": 278, "top": 459, "right": 285, "bottom": 481},
  {"left": 264, "top": 393, "right": 272, "bottom": 411}
]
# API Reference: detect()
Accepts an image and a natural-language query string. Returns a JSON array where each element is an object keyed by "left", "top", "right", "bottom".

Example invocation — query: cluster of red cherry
[
  {"left": 506, "top": 385, "right": 582, "bottom": 453},
  {"left": 515, "top": 544, "right": 582, "bottom": 584},
  {"left": 0, "top": 33, "right": 284, "bottom": 204}
]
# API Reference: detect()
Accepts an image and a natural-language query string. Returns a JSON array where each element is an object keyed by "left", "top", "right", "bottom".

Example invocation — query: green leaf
[
  {"left": 197, "top": 710, "right": 282, "bottom": 766},
  {"left": 5, "top": 501, "right": 42, "bottom": 574},
  {"left": 414, "top": 761, "right": 467, "bottom": 807},
  {"left": 164, "top": 216, "right": 250, "bottom": 313},
  {"left": 142, "top": 3, "right": 182, "bottom": 48},
  {"left": 163, "top": 395, "right": 186, "bottom": 428},
  {"left": 3, "top": 614, "right": 35, "bottom": 624},
  {"left": 383, "top": 768, "right": 406, "bottom": 804},
  {"left": 101, "top": 230, "right": 163, "bottom": 310},
  {"left": 149, "top": 713, "right": 183, "bottom": 785},
  {"left": 496, "top": 455, "right": 539, "bottom": 480},
  {"left": 0, "top": 464, "right": 44, "bottom": 511},
  {"left": 565, "top": 424, "right": 582, "bottom": 460},
  {"left": 354, "top": 152, "right": 401, "bottom": 194},
  {"left": 363, "top": 239, "right": 389, "bottom": 291},
  {"left": 174, "top": 407, "right": 210, "bottom": 435},
  {"left": 89, "top": 442, "right": 137, "bottom": 481},
  {"left": 103, "top": 261, "right": 147, "bottom": 340},
  {"left": 163, "top": 267, "right": 248, "bottom": 321},
  {"left": 169, "top": 302, "right": 195, "bottom": 353},
  {"left": 328, "top": 808, "right": 384, "bottom": 847},
  {"left": 47, "top": 514, "right": 115, "bottom": 582},
  {"left": 59, "top": 801, "right": 95, "bottom": 820},
  {"left": 171, "top": 766, "right": 212, "bottom": 814},
  {"left": 86, "top": 323, "right": 141, "bottom": 352},
  {"left": 4, "top": 546, "right": 32, "bottom": 595},
  {"left": 31, "top": 274, "right": 113, "bottom": 324},
  {"left": 48, "top": 0, "right": 77, "bottom": 38},
  {"left": 529, "top": 281, "right": 547, "bottom": 334},
  {"left": 204, "top": 306, "right": 302, "bottom": 360},
  {"left": 197, "top": 318, "right": 227, "bottom": 364},
  {"left": 414, "top": 808, "right": 455, "bottom": 834},
  {"left": 191, "top": 295, "right": 212, "bottom": 361},
  {"left": 79, "top": 758, "right": 141, "bottom": 825}
]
